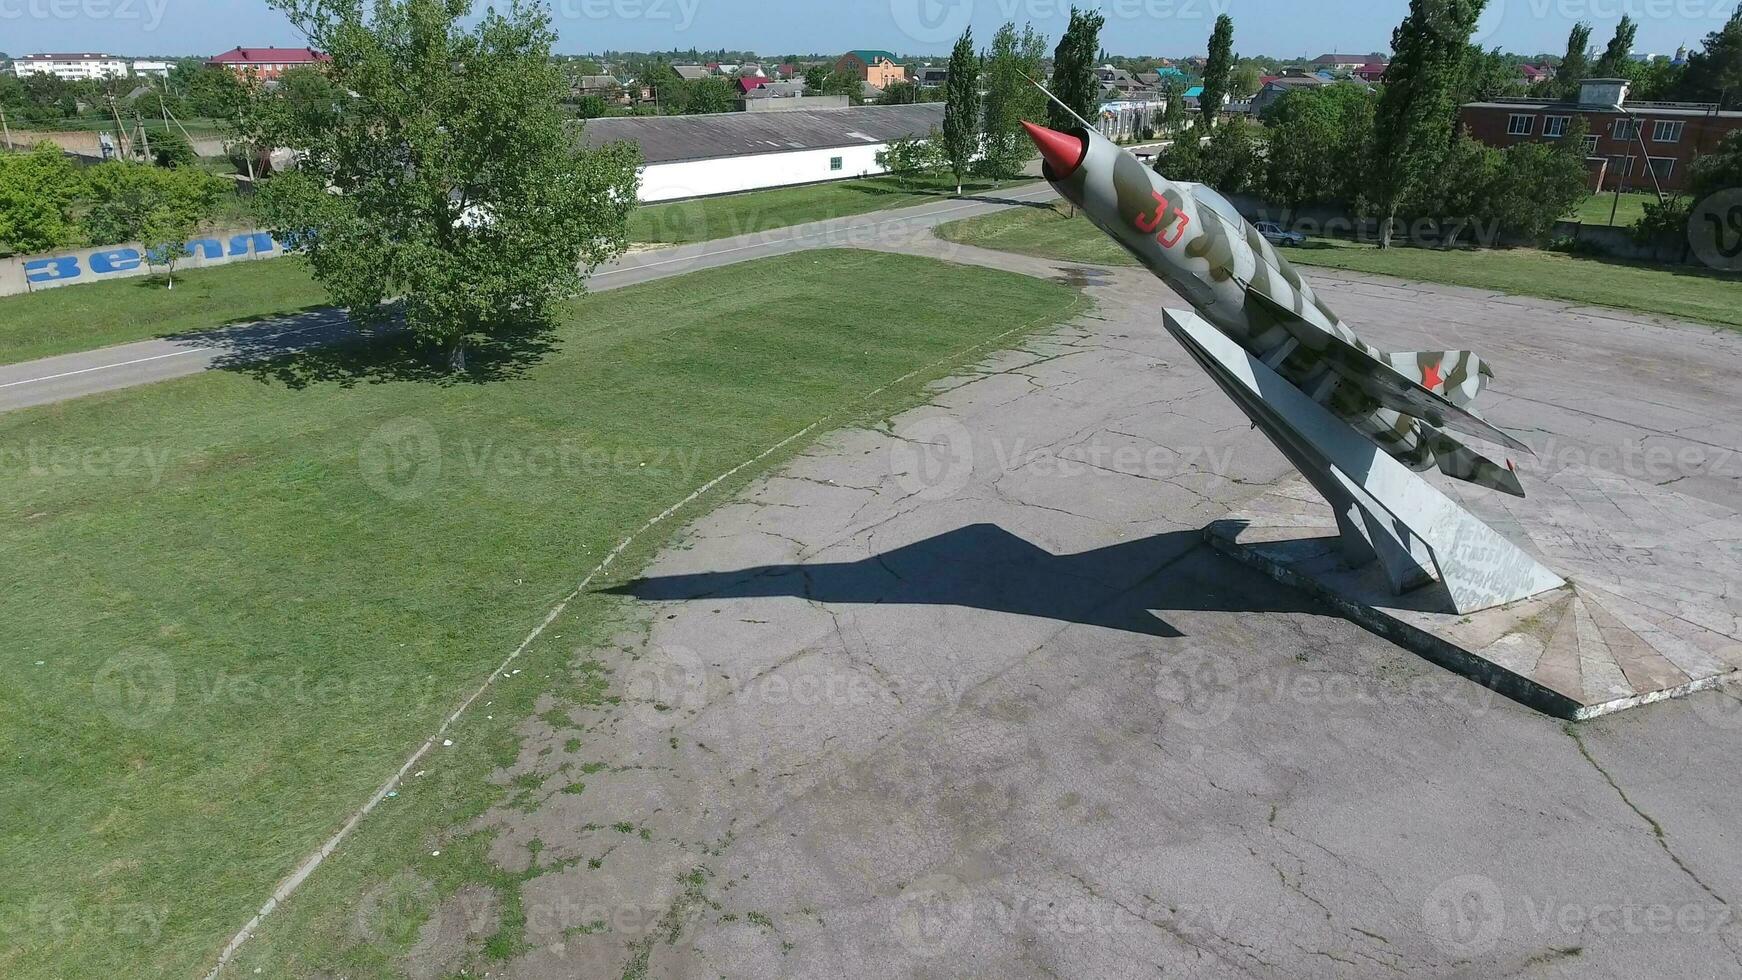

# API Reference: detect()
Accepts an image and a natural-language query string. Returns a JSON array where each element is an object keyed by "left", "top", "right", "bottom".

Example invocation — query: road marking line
[{"left": 0, "top": 347, "right": 213, "bottom": 389}]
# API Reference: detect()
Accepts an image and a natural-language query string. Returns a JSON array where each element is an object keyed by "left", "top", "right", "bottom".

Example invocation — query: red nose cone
[{"left": 1022, "top": 120, "right": 1085, "bottom": 179}]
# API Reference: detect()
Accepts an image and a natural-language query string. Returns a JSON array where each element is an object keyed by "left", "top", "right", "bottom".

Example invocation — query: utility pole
[
  {"left": 107, "top": 96, "right": 131, "bottom": 159},
  {"left": 0, "top": 101, "right": 12, "bottom": 152},
  {"left": 136, "top": 112, "right": 152, "bottom": 162}
]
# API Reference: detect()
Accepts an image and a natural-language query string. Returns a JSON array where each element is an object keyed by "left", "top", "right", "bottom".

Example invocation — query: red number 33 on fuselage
[{"left": 1134, "top": 191, "right": 1190, "bottom": 249}]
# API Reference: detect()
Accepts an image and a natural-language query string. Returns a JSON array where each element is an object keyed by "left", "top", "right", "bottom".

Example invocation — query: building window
[
  {"left": 1613, "top": 119, "right": 1641, "bottom": 141},
  {"left": 1652, "top": 120, "right": 1685, "bottom": 143},
  {"left": 1647, "top": 157, "right": 1676, "bottom": 180},
  {"left": 1507, "top": 114, "right": 1535, "bottom": 136},
  {"left": 1608, "top": 155, "right": 1636, "bottom": 177},
  {"left": 1543, "top": 115, "right": 1570, "bottom": 138},
  {"left": 1581, "top": 135, "right": 1599, "bottom": 155},
  {"left": 830, "top": 156, "right": 843, "bottom": 172}
]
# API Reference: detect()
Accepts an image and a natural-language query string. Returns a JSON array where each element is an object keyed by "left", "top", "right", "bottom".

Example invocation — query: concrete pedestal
[{"left": 1209, "top": 478, "right": 1742, "bottom": 719}]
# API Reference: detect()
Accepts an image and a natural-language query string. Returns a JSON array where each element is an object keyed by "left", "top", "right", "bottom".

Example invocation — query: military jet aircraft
[{"left": 1021, "top": 117, "right": 1528, "bottom": 497}]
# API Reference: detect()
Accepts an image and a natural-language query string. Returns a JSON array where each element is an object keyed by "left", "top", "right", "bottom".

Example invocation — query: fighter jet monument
[{"left": 1021, "top": 117, "right": 1565, "bottom": 615}]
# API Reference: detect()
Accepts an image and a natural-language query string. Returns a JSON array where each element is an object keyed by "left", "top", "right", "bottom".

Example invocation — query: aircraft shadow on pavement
[
  {"left": 603, "top": 522, "right": 1322, "bottom": 638},
  {"left": 206, "top": 307, "right": 559, "bottom": 389}
]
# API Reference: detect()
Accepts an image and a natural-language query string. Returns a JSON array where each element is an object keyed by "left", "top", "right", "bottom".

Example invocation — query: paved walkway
[
  {"left": 438, "top": 238, "right": 1742, "bottom": 979},
  {"left": 0, "top": 184, "right": 1058, "bottom": 414}
]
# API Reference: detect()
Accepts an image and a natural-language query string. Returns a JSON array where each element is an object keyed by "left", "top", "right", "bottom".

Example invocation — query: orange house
[{"left": 835, "top": 50, "right": 906, "bottom": 89}]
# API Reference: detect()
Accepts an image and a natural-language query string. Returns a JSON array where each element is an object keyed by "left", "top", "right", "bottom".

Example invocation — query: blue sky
[{"left": 3, "top": 0, "right": 1734, "bottom": 60}]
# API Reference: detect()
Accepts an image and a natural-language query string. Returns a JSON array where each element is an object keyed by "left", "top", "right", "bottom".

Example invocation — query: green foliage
[
  {"left": 1048, "top": 6, "right": 1105, "bottom": 130},
  {"left": 1199, "top": 117, "right": 1266, "bottom": 194},
  {"left": 82, "top": 162, "right": 230, "bottom": 282},
  {"left": 815, "top": 68, "right": 866, "bottom": 105},
  {"left": 1456, "top": 45, "right": 1528, "bottom": 104},
  {"left": 1489, "top": 121, "right": 1592, "bottom": 242},
  {"left": 1152, "top": 123, "right": 1205, "bottom": 180},
  {"left": 181, "top": 64, "right": 248, "bottom": 119},
  {"left": 875, "top": 134, "right": 946, "bottom": 176},
  {"left": 1633, "top": 195, "right": 1691, "bottom": 249},
  {"left": 1200, "top": 14, "right": 1235, "bottom": 129},
  {"left": 1556, "top": 22, "right": 1593, "bottom": 99},
  {"left": 978, "top": 21, "right": 1047, "bottom": 180},
  {"left": 878, "top": 80, "right": 923, "bottom": 104},
  {"left": 1229, "top": 62, "right": 1263, "bottom": 100},
  {"left": 1160, "top": 77, "right": 1189, "bottom": 133},
  {"left": 252, "top": 0, "right": 641, "bottom": 365},
  {"left": 1675, "top": 7, "right": 1742, "bottom": 108},
  {"left": 0, "top": 142, "right": 85, "bottom": 254},
  {"left": 1407, "top": 118, "right": 1589, "bottom": 245},
  {"left": 1261, "top": 85, "right": 1376, "bottom": 208},
  {"left": 942, "top": 29, "right": 981, "bottom": 194},
  {"left": 675, "top": 76, "right": 736, "bottom": 114},
  {"left": 1621, "top": 55, "right": 1683, "bottom": 101},
  {"left": 1368, "top": 0, "right": 1485, "bottom": 246},
  {"left": 1594, "top": 15, "right": 1638, "bottom": 79},
  {"left": 1689, "top": 130, "right": 1742, "bottom": 199},
  {"left": 151, "top": 130, "right": 197, "bottom": 168}
]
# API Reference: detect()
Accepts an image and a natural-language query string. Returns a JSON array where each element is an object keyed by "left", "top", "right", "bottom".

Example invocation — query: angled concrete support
[{"left": 1163, "top": 309, "right": 1564, "bottom": 615}]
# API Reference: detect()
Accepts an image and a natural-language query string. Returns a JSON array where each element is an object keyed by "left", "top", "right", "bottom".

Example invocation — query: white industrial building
[
  {"left": 580, "top": 103, "right": 947, "bottom": 203},
  {"left": 13, "top": 53, "right": 130, "bottom": 80}
]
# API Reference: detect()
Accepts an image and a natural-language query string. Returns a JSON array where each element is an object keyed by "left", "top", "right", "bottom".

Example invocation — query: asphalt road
[
  {"left": 0, "top": 183, "right": 1059, "bottom": 415},
  {"left": 437, "top": 239, "right": 1742, "bottom": 979}
]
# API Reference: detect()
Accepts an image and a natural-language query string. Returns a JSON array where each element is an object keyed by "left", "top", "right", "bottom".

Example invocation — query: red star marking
[{"left": 1421, "top": 362, "right": 1444, "bottom": 391}]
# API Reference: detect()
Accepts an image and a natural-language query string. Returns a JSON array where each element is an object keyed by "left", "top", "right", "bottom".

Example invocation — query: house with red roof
[
  {"left": 1520, "top": 64, "right": 1552, "bottom": 85},
  {"left": 1355, "top": 61, "right": 1389, "bottom": 82},
  {"left": 737, "top": 76, "right": 772, "bottom": 95},
  {"left": 208, "top": 46, "right": 328, "bottom": 80}
]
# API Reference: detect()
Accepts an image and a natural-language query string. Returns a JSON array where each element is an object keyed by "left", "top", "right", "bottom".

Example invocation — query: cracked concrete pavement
[{"left": 448, "top": 239, "right": 1742, "bottom": 978}]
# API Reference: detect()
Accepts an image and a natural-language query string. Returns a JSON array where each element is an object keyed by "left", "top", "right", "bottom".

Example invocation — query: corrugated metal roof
[{"left": 580, "top": 103, "right": 947, "bottom": 165}]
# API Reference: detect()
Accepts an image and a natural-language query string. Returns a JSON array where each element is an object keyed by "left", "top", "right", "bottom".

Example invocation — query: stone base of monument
[{"left": 1209, "top": 477, "right": 1742, "bottom": 720}]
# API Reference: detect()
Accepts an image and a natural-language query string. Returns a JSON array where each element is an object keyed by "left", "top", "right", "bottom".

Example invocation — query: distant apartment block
[
  {"left": 13, "top": 53, "right": 129, "bottom": 80},
  {"left": 1459, "top": 78, "right": 1742, "bottom": 192},
  {"left": 207, "top": 46, "right": 329, "bottom": 80},
  {"left": 835, "top": 50, "right": 906, "bottom": 88}
]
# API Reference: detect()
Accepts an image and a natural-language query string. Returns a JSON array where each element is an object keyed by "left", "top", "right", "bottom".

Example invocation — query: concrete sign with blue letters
[{"left": 0, "top": 230, "right": 288, "bottom": 297}]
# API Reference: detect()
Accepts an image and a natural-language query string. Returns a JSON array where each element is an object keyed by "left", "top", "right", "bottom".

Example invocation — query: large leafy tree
[
  {"left": 1048, "top": 6, "right": 1105, "bottom": 131},
  {"left": 1556, "top": 22, "right": 1593, "bottom": 99},
  {"left": 1199, "top": 14, "right": 1235, "bottom": 130},
  {"left": 0, "top": 143, "right": 85, "bottom": 254},
  {"left": 1675, "top": 8, "right": 1742, "bottom": 108},
  {"left": 942, "top": 29, "right": 981, "bottom": 196},
  {"left": 1367, "top": 0, "right": 1485, "bottom": 248},
  {"left": 82, "top": 162, "right": 229, "bottom": 286},
  {"left": 1261, "top": 85, "right": 1376, "bottom": 208},
  {"left": 1594, "top": 15, "right": 1637, "bottom": 79},
  {"left": 978, "top": 21, "right": 1047, "bottom": 180},
  {"left": 1160, "top": 76, "right": 1188, "bottom": 134},
  {"left": 251, "top": 0, "right": 641, "bottom": 370}
]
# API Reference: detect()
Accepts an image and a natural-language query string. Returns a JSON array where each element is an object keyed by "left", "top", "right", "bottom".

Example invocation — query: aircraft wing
[{"left": 1245, "top": 289, "right": 1529, "bottom": 454}]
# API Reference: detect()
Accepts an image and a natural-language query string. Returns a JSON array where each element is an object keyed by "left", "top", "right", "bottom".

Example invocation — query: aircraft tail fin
[{"left": 1386, "top": 351, "right": 1493, "bottom": 410}]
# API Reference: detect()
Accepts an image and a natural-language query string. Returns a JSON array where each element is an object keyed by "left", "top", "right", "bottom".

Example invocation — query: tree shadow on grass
[{"left": 208, "top": 306, "right": 560, "bottom": 390}]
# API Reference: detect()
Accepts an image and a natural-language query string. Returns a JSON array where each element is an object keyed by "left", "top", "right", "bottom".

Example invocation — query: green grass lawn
[
  {"left": 629, "top": 173, "right": 1010, "bottom": 244},
  {"left": 0, "top": 258, "right": 328, "bottom": 365},
  {"left": 1570, "top": 191, "right": 1656, "bottom": 227},
  {"left": 936, "top": 203, "right": 1742, "bottom": 330},
  {"left": 0, "top": 249, "right": 1086, "bottom": 979},
  {"left": 1, "top": 177, "right": 1010, "bottom": 367}
]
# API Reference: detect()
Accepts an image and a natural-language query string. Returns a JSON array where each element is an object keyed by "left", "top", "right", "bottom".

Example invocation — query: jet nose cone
[{"left": 1022, "top": 120, "right": 1086, "bottom": 179}]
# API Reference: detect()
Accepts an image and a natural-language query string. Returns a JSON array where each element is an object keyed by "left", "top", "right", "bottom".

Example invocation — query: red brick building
[
  {"left": 1458, "top": 78, "right": 1742, "bottom": 193},
  {"left": 207, "top": 46, "right": 329, "bottom": 81}
]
